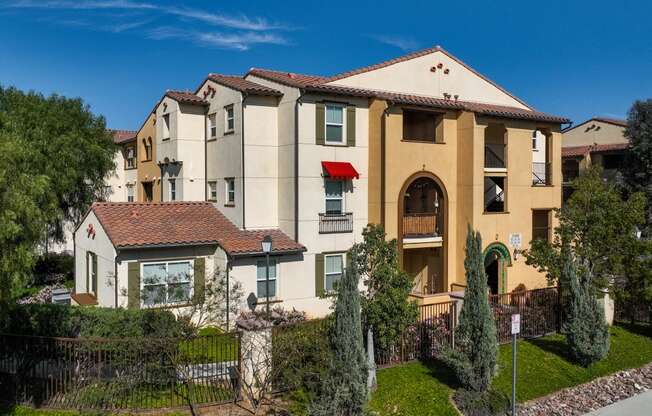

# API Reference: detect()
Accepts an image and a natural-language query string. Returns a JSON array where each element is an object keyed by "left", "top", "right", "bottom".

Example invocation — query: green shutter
[
  {"left": 316, "top": 103, "right": 325, "bottom": 145},
  {"left": 346, "top": 105, "right": 356, "bottom": 147},
  {"left": 315, "top": 253, "right": 325, "bottom": 297},
  {"left": 92, "top": 253, "right": 98, "bottom": 294},
  {"left": 85, "top": 252, "right": 90, "bottom": 293},
  {"left": 193, "top": 257, "right": 206, "bottom": 304},
  {"left": 127, "top": 262, "right": 140, "bottom": 309}
]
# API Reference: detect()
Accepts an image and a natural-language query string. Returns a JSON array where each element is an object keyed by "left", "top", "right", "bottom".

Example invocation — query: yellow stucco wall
[
  {"left": 136, "top": 112, "right": 161, "bottom": 202},
  {"left": 369, "top": 99, "right": 562, "bottom": 295}
]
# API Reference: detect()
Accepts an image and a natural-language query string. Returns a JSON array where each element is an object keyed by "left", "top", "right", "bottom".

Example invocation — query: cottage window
[
  {"left": 325, "top": 104, "right": 344, "bottom": 143},
  {"left": 86, "top": 251, "right": 97, "bottom": 295},
  {"left": 225, "top": 105, "right": 234, "bottom": 133},
  {"left": 256, "top": 259, "right": 277, "bottom": 298},
  {"left": 208, "top": 113, "right": 217, "bottom": 138},
  {"left": 125, "top": 146, "right": 136, "bottom": 169},
  {"left": 141, "top": 260, "right": 193, "bottom": 306},
  {"left": 403, "top": 110, "right": 442, "bottom": 143},
  {"left": 127, "top": 184, "right": 134, "bottom": 202},
  {"left": 325, "top": 254, "right": 344, "bottom": 292},
  {"left": 532, "top": 210, "right": 551, "bottom": 242}
]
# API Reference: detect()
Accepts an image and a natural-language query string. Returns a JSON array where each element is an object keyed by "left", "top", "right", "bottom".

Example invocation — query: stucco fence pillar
[
  {"left": 238, "top": 324, "right": 273, "bottom": 399},
  {"left": 599, "top": 288, "right": 615, "bottom": 325}
]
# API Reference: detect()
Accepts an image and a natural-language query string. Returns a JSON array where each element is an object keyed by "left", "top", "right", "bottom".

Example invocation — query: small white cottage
[{"left": 72, "top": 201, "right": 307, "bottom": 313}]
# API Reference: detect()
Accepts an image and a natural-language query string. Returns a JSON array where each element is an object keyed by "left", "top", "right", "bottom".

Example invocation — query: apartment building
[
  {"left": 74, "top": 46, "right": 568, "bottom": 314},
  {"left": 562, "top": 117, "right": 628, "bottom": 200}
]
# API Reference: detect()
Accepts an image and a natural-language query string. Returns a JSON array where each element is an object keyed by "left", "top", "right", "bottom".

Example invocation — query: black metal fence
[{"left": 0, "top": 332, "right": 241, "bottom": 411}]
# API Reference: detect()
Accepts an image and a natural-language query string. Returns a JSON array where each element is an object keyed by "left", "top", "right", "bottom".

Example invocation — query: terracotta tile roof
[
  {"left": 165, "top": 90, "right": 209, "bottom": 106},
  {"left": 207, "top": 74, "right": 282, "bottom": 96},
  {"left": 247, "top": 68, "right": 327, "bottom": 87},
  {"left": 562, "top": 145, "right": 592, "bottom": 158},
  {"left": 562, "top": 142, "right": 629, "bottom": 158},
  {"left": 592, "top": 117, "right": 627, "bottom": 127},
  {"left": 246, "top": 68, "right": 568, "bottom": 124},
  {"left": 110, "top": 129, "right": 137, "bottom": 144},
  {"left": 89, "top": 201, "right": 305, "bottom": 256}
]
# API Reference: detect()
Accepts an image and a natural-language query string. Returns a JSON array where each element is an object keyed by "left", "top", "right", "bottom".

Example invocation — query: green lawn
[
  {"left": 178, "top": 327, "right": 239, "bottom": 363},
  {"left": 368, "top": 324, "right": 652, "bottom": 416}
]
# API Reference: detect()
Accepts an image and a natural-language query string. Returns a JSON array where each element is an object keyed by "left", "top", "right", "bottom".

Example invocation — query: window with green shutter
[
  {"left": 315, "top": 253, "right": 325, "bottom": 296},
  {"left": 316, "top": 103, "right": 356, "bottom": 147}
]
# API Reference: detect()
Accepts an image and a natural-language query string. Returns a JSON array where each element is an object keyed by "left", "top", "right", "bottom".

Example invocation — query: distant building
[{"left": 562, "top": 117, "right": 628, "bottom": 201}]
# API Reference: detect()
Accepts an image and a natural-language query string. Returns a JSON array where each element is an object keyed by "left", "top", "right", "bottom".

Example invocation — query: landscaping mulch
[{"left": 518, "top": 362, "right": 652, "bottom": 416}]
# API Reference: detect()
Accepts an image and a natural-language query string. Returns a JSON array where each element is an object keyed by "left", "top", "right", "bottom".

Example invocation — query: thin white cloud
[
  {"left": 368, "top": 34, "right": 419, "bottom": 51},
  {"left": 145, "top": 26, "right": 287, "bottom": 51}
]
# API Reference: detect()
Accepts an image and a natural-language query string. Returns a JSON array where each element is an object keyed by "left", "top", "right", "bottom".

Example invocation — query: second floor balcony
[
  {"left": 532, "top": 162, "right": 552, "bottom": 186},
  {"left": 484, "top": 144, "right": 506, "bottom": 171},
  {"left": 319, "top": 212, "right": 353, "bottom": 234},
  {"left": 403, "top": 213, "right": 438, "bottom": 237}
]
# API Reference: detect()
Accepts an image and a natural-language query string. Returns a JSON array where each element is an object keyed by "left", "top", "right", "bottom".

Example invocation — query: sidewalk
[{"left": 584, "top": 390, "right": 652, "bottom": 415}]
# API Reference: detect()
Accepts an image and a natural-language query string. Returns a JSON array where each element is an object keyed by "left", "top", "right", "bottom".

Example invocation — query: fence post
[
  {"left": 238, "top": 325, "right": 273, "bottom": 399},
  {"left": 451, "top": 301, "right": 456, "bottom": 350}
]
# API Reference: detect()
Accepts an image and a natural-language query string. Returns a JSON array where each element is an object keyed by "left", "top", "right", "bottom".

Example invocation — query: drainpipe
[
  {"left": 241, "top": 93, "right": 248, "bottom": 229},
  {"left": 204, "top": 106, "right": 208, "bottom": 201},
  {"left": 294, "top": 89, "right": 305, "bottom": 242},
  {"left": 226, "top": 255, "right": 232, "bottom": 331},
  {"left": 114, "top": 251, "right": 119, "bottom": 308}
]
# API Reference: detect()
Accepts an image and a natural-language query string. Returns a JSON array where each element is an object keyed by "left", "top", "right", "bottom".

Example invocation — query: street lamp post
[{"left": 261, "top": 235, "right": 273, "bottom": 320}]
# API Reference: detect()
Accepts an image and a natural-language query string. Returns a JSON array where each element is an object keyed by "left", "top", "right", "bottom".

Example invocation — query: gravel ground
[{"left": 518, "top": 363, "right": 652, "bottom": 416}]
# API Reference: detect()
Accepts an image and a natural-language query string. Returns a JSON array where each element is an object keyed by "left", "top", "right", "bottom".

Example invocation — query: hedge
[{"left": 0, "top": 304, "right": 182, "bottom": 338}]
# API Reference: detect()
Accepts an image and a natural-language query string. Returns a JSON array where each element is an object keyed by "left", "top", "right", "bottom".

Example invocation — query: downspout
[
  {"left": 204, "top": 107, "right": 208, "bottom": 201},
  {"left": 294, "top": 89, "right": 305, "bottom": 242},
  {"left": 159, "top": 162, "right": 164, "bottom": 201},
  {"left": 241, "top": 93, "right": 248, "bottom": 229},
  {"left": 226, "top": 254, "right": 232, "bottom": 331}
]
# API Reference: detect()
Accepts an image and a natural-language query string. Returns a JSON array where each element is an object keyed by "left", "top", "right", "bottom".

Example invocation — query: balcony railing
[
  {"left": 403, "top": 213, "right": 438, "bottom": 237},
  {"left": 485, "top": 145, "right": 506, "bottom": 169},
  {"left": 319, "top": 212, "right": 353, "bottom": 234},
  {"left": 532, "top": 162, "right": 552, "bottom": 186}
]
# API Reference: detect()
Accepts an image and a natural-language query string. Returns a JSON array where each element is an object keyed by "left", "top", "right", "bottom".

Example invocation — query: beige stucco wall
[
  {"left": 563, "top": 120, "right": 626, "bottom": 146},
  {"left": 136, "top": 113, "right": 161, "bottom": 201},
  {"left": 370, "top": 100, "right": 561, "bottom": 294},
  {"left": 328, "top": 49, "right": 528, "bottom": 110}
]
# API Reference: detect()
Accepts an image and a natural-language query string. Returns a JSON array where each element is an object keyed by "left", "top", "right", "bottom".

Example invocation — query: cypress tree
[
  {"left": 562, "top": 249, "right": 610, "bottom": 367},
  {"left": 444, "top": 226, "right": 498, "bottom": 392},
  {"left": 310, "top": 250, "right": 368, "bottom": 416}
]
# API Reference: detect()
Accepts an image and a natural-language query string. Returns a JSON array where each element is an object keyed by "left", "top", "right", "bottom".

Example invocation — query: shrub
[
  {"left": 32, "top": 253, "right": 74, "bottom": 285},
  {"left": 0, "top": 304, "right": 182, "bottom": 338},
  {"left": 443, "top": 226, "right": 498, "bottom": 392},
  {"left": 453, "top": 388, "right": 510, "bottom": 416}
]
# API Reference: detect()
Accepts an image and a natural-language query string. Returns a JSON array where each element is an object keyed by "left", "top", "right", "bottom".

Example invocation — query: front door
[
  {"left": 142, "top": 182, "right": 153, "bottom": 202},
  {"left": 485, "top": 258, "right": 499, "bottom": 295}
]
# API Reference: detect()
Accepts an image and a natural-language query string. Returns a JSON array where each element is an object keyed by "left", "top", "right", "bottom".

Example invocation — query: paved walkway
[{"left": 584, "top": 390, "right": 652, "bottom": 415}]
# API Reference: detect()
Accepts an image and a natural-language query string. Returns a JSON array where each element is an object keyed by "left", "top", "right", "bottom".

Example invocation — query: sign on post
[{"left": 511, "top": 313, "right": 521, "bottom": 335}]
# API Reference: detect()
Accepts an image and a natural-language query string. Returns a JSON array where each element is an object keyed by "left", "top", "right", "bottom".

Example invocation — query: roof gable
[{"left": 325, "top": 46, "right": 531, "bottom": 110}]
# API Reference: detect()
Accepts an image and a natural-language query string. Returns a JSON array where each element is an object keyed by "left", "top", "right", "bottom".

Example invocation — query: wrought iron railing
[
  {"left": 403, "top": 213, "right": 438, "bottom": 237},
  {"left": 318, "top": 212, "right": 353, "bottom": 234},
  {"left": 484, "top": 145, "right": 506, "bottom": 169},
  {"left": 532, "top": 162, "right": 552, "bottom": 185}
]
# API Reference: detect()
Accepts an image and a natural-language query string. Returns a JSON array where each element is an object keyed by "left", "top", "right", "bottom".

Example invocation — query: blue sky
[{"left": 1, "top": 0, "right": 651, "bottom": 130}]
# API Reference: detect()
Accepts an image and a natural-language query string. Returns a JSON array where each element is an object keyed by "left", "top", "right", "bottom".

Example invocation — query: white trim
[
  {"left": 402, "top": 236, "right": 443, "bottom": 244},
  {"left": 140, "top": 259, "right": 194, "bottom": 307},
  {"left": 224, "top": 105, "right": 234, "bottom": 133},
  {"left": 324, "top": 179, "right": 344, "bottom": 214},
  {"left": 484, "top": 167, "right": 508, "bottom": 173},
  {"left": 324, "top": 253, "right": 344, "bottom": 292},
  {"left": 256, "top": 259, "right": 278, "bottom": 299}
]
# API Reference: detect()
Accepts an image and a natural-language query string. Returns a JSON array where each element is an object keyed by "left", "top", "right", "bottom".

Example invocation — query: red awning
[{"left": 321, "top": 161, "right": 360, "bottom": 180}]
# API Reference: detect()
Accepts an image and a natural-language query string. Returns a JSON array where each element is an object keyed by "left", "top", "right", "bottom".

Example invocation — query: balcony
[
  {"left": 403, "top": 213, "right": 438, "bottom": 237},
  {"left": 532, "top": 162, "right": 551, "bottom": 186},
  {"left": 484, "top": 145, "right": 506, "bottom": 172},
  {"left": 319, "top": 212, "right": 353, "bottom": 234}
]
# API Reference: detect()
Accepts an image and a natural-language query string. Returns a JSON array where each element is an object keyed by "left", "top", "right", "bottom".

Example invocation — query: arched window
[{"left": 143, "top": 137, "right": 152, "bottom": 161}]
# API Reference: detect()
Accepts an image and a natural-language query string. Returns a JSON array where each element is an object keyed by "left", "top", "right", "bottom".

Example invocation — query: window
[
  {"left": 325, "top": 254, "right": 344, "bottom": 292},
  {"left": 141, "top": 260, "right": 193, "bottom": 306},
  {"left": 325, "top": 180, "right": 343, "bottom": 215},
  {"left": 256, "top": 259, "right": 277, "bottom": 298},
  {"left": 125, "top": 146, "right": 136, "bottom": 169},
  {"left": 225, "top": 178, "right": 235, "bottom": 205},
  {"left": 403, "top": 110, "right": 442, "bottom": 142},
  {"left": 484, "top": 176, "right": 506, "bottom": 213},
  {"left": 127, "top": 184, "right": 134, "bottom": 202},
  {"left": 532, "top": 131, "right": 538, "bottom": 150},
  {"left": 86, "top": 252, "right": 97, "bottom": 295},
  {"left": 325, "top": 104, "right": 344, "bottom": 143},
  {"left": 208, "top": 181, "right": 217, "bottom": 201},
  {"left": 142, "top": 182, "right": 153, "bottom": 202},
  {"left": 208, "top": 113, "right": 217, "bottom": 138},
  {"left": 169, "top": 179, "right": 176, "bottom": 201},
  {"left": 162, "top": 114, "right": 170, "bottom": 140},
  {"left": 143, "top": 138, "right": 152, "bottom": 161},
  {"left": 532, "top": 210, "right": 551, "bottom": 242},
  {"left": 225, "top": 105, "right": 234, "bottom": 133}
]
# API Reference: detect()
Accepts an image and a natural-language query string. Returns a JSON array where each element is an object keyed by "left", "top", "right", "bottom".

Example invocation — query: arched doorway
[
  {"left": 398, "top": 172, "right": 448, "bottom": 295},
  {"left": 483, "top": 243, "right": 511, "bottom": 295}
]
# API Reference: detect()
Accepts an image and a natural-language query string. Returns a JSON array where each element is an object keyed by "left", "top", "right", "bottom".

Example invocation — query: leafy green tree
[
  {"left": 526, "top": 166, "right": 646, "bottom": 291},
  {"left": 623, "top": 99, "right": 652, "bottom": 236},
  {"left": 0, "top": 86, "right": 115, "bottom": 302},
  {"left": 443, "top": 226, "right": 497, "bottom": 392},
  {"left": 350, "top": 224, "right": 418, "bottom": 355},
  {"left": 311, "top": 249, "right": 367, "bottom": 416},
  {"left": 562, "top": 246, "right": 610, "bottom": 366}
]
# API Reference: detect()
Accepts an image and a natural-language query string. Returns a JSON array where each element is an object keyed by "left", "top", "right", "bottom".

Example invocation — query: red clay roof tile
[
  {"left": 89, "top": 201, "right": 305, "bottom": 256},
  {"left": 207, "top": 74, "right": 282, "bottom": 96},
  {"left": 165, "top": 90, "right": 209, "bottom": 106},
  {"left": 110, "top": 129, "right": 137, "bottom": 144}
]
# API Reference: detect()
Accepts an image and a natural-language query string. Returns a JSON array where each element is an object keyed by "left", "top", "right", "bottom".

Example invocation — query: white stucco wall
[
  {"left": 106, "top": 149, "right": 127, "bottom": 202},
  {"left": 156, "top": 97, "right": 206, "bottom": 202},
  {"left": 327, "top": 49, "right": 529, "bottom": 110},
  {"left": 74, "top": 211, "right": 118, "bottom": 307}
]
